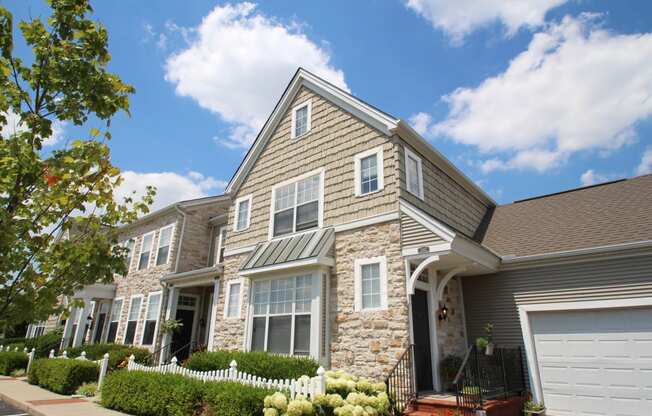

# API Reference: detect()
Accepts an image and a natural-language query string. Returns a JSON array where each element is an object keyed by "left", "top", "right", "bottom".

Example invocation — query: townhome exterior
[{"left": 27, "top": 68, "right": 652, "bottom": 415}]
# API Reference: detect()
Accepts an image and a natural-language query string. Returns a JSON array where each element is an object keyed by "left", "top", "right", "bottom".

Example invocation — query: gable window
[
  {"left": 405, "top": 148, "right": 424, "bottom": 199},
  {"left": 138, "top": 233, "right": 154, "bottom": 270},
  {"left": 106, "top": 298, "right": 123, "bottom": 343},
  {"left": 354, "top": 146, "right": 384, "bottom": 196},
  {"left": 156, "top": 225, "right": 174, "bottom": 266},
  {"left": 224, "top": 280, "right": 242, "bottom": 319},
  {"left": 124, "top": 239, "right": 135, "bottom": 273},
  {"left": 250, "top": 275, "right": 315, "bottom": 356},
  {"left": 271, "top": 170, "right": 323, "bottom": 237},
  {"left": 291, "top": 100, "right": 312, "bottom": 139},
  {"left": 234, "top": 195, "right": 252, "bottom": 232},
  {"left": 141, "top": 292, "right": 161, "bottom": 345},
  {"left": 354, "top": 256, "right": 388, "bottom": 312},
  {"left": 124, "top": 296, "right": 142, "bottom": 345}
]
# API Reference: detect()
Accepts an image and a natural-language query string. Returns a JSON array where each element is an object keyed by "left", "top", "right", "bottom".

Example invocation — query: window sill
[
  {"left": 357, "top": 306, "right": 388, "bottom": 313},
  {"left": 291, "top": 131, "right": 312, "bottom": 141},
  {"left": 406, "top": 188, "right": 424, "bottom": 201},
  {"left": 356, "top": 188, "right": 384, "bottom": 198}
]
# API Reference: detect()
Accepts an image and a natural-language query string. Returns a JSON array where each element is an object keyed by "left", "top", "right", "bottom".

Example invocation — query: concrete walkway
[{"left": 0, "top": 377, "right": 127, "bottom": 416}]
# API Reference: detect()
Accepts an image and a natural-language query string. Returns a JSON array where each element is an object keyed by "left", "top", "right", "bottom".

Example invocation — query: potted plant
[
  {"left": 523, "top": 400, "right": 546, "bottom": 415},
  {"left": 475, "top": 323, "right": 495, "bottom": 355},
  {"left": 159, "top": 319, "right": 183, "bottom": 335}
]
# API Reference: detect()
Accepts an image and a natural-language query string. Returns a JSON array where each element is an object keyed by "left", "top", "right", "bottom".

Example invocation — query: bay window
[{"left": 271, "top": 170, "right": 323, "bottom": 237}]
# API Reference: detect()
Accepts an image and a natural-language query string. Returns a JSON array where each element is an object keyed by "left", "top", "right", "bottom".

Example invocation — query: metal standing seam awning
[{"left": 239, "top": 228, "right": 335, "bottom": 276}]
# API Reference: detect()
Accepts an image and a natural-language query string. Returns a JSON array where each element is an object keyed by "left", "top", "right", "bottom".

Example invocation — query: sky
[{"left": 3, "top": 0, "right": 652, "bottom": 208}]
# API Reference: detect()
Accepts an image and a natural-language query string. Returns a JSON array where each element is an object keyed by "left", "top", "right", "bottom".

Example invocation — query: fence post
[
  {"left": 128, "top": 354, "right": 136, "bottom": 370},
  {"left": 229, "top": 360, "right": 238, "bottom": 380},
  {"left": 314, "top": 367, "right": 326, "bottom": 396},
  {"left": 23, "top": 347, "right": 28, "bottom": 353},
  {"left": 98, "top": 353, "right": 109, "bottom": 390},
  {"left": 62, "top": 350, "right": 68, "bottom": 359},
  {"left": 26, "top": 348, "right": 36, "bottom": 375},
  {"left": 171, "top": 356, "right": 178, "bottom": 370},
  {"left": 49, "top": 349, "right": 55, "bottom": 359},
  {"left": 80, "top": 351, "right": 87, "bottom": 360}
]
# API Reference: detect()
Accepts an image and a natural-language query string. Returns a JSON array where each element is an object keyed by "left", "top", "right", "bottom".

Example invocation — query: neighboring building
[{"left": 35, "top": 69, "right": 651, "bottom": 415}]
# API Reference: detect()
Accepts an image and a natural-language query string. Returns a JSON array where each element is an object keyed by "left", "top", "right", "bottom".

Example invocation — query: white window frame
[
  {"left": 154, "top": 224, "right": 175, "bottom": 266},
  {"left": 291, "top": 99, "right": 312, "bottom": 139},
  {"left": 139, "top": 291, "right": 162, "bottom": 346},
  {"left": 138, "top": 232, "right": 155, "bottom": 270},
  {"left": 104, "top": 297, "right": 124, "bottom": 343},
  {"left": 124, "top": 238, "right": 136, "bottom": 274},
  {"left": 404, "top": 147, "right": 424, "bottom": 200},
  {"left": 268, "top": 168, "right": 325, "bottom": 239},
  {"left": 214, "top": 225, "right": 227, "bottom": 265},
  {"left": 122, "top": 294, "right": 144, "bottom": 345},
  {"left": 233, "top": 195, "right": 252, "bottom": 232},
  {"left": 354, "top": 146, "right": 384, "bottom": 196},
  {"left": 354, "top": 256, "right": 389, "bottom": 312},
  {"left": 223, "top": 279, "right": 243, "bottom": 319}
]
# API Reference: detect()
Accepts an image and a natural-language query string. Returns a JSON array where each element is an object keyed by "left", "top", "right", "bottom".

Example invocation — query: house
[{"left": 31, "top": 69, "right": 652, "bottom": 415}]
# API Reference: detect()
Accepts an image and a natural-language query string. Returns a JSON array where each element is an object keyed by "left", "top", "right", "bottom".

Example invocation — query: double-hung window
[
  {"left": 354, "top": 256, "right": 388, "bottom": 312},
  {"left": 354, "top": 147, "right": 384, "bottom": 196},
  {"left": 250, "top": 275, "right": 314, "bottom": 356},
  {"left": 272, "top": 171, "right": 322, "bottom": 237},
  {"left": 124, "top": 296, "right": 142, "bottom": 345},
  {"left": 405, "top": 148, "right": 424, "bottom": 199},
  {"left": 141, "top": 292, "right": 161, "bottom": 345},
  {"left": 138, "top": 233, "right": 154, "bottom": 270},
  {"left": 156, "top": 225, "right": 174, "bottom": 265},
  {"left": 291, "top": 101, "right": 312, "bottom": 139},
  {"left": 234, "top": 195, "right": 252, "bottom": 232},
  {"left": 224, "top": 280, "right": 242, "bottom": 318},
  {"left": 106, "top": 299, "right": 123, "bottom": 343},
  {"left": 211, "top": 226, "right": 226, "bottom": 265},
  {"left": 124, "top": 239, "right": 135, "bottom": 273}
]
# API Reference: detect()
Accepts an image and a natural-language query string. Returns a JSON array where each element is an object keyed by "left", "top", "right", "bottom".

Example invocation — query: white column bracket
[
  {"left": 406, "top": 255, "right": 439, "bottom": 297},
  {"left": 435, "top": 266, "right": 466, "bottom": 303}
]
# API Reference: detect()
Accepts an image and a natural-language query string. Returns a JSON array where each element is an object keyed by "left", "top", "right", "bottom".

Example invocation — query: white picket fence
[{"left": 127, "top": 355, "right": 326, "bottom": 399}]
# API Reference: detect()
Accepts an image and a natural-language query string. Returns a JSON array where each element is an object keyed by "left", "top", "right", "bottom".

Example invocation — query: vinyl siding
[{"left": 399, "top": 212, "right": 445, "bottom": 249}]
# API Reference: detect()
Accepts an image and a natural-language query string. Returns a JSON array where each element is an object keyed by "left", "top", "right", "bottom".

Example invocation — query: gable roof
[
  {"left": 225, "top": 68, "right": 494, "bottom": 206},
  {"left": 481, "top": 174, "right": 652, "bottom": 258}
]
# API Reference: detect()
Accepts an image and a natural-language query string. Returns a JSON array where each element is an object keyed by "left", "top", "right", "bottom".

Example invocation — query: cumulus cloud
[
  {"left": 116, "top": 171, "right": 227, "bottom": 212},
  {"left": 427, "top": 14, "right": 652, "bottom": 173},
  {"left": 580, "top": 169, "right": 622, "bottom": 186},
  {"left": 405, "top": 0, "right": 567, "bottom": 43},
  {"left": 1, "top": 110, "right": 66, "bottom": 146},
  {"left": 409, "top": 112, "right": 433, "bottom": 135},
  {"left": 637, "top": 149, "right": 652, "bottom": 176},
  {"left": 164, "top": 2, "right": 348, "bottom": 149}
]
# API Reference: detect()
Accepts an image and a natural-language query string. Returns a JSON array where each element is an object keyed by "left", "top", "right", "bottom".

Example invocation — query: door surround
[{"left": 175, "top": 293, "right": 200, "bottom": 350}]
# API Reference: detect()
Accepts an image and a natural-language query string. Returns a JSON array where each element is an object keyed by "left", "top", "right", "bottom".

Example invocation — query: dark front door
[
  {"left": 411, "top": 289, "right": 433, "bottom": 392},
  {"left": 93, "top": 313, "right": 106, "bottom": 344},
  {"left": 172, "top": 309, "right": 195, "bottom": 361}
]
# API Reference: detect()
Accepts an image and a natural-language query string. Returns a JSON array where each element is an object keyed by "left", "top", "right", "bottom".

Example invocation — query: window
[
  {"left": 124, "top": 239, "right": 135, "bottom": 273},
  {"left": 271, "top": 170, "right": 323, "bottom": 237},
  {"left": 250, "top": 275, "right": 314, "bottom": 356},
  {"left": 354, "top": 147, "right": 384, "bottom": 196},
  {"left": 124, "top": 296, "right": 142, "bottom": 345},
  {"left": 291, "top": 100, "right": 312, "bottom": 139},
  {"left": 234, "top": 195, "right": 252, "bottom": 232},
  {"left": 156, "top": 225, "right": 174, "bottom": 266},
  {"left": 138, "top": 233, "right": 154, "bottom": 270},
  {"left": 30, "top": 322, "right": 46, "bottom": 338},
  {"left": 141, "top": 292, "right": 161, "bottom": 345},
  {"left": 224, "top": 280, "right": 242, "bottom": 319},
  {"left": 405, "top": 148, "right": 424, "bottom": 199},
  {"left": 354, "top": 256, "right": 388, "bottom": 312},
  {"left": 211, "top": 226, "right": 226, "bottom": 265},
  {"left": 106, "top": 299, "right": 122, "bottom": 343}
]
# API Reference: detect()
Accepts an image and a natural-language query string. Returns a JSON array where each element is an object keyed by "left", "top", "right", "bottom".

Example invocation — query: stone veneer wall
[
  {"left": 330, "top": 221, "right": 410, "bottom": 380},
  {"left": 436, "top": 276, "right": 467, "bottom": 359},
  {"left": 212, "top": 253, "right": 250, "bottom": 350}
]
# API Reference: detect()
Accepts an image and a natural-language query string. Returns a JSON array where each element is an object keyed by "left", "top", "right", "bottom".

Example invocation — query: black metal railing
[
  {"left": 166, "top": 340, "right": 198, "bottom": 363},
  {"left": 385, "top": 344, "right": 417, "bottom": 416},
  {"left": 146, "top": 341, "right": 172, "bottom": 365},
  {"left": 453, "top": 345, "right": 526, "bottom": 414}
]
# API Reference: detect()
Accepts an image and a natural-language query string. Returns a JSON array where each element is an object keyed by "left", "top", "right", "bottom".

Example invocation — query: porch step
[{"left": 405, "top": 395, "right": 526, "bottom": 416}]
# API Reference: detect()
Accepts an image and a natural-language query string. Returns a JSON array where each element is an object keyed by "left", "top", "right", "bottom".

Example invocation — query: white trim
[
  {"left": 518, "top": 297, "right": 652, "bottom": 404},
  {"left": 435, "top": 266, "right": 465, "bottom": 302},
  {"left": 353, "top": 256, "right": 389, "bottom": 312},
  {"left": 333, "top": 211, "right": 399, "bottom": 233},
  {"left": 214, "top": 226, "right": 227, "bottom": 265},
  {"left": 139, "top": 291, "right": 163, "bottom": 346},
  {"left": 105, "top": 297, "right": 124, "bottom": 343},
  {"left": 404, "top": 147, "right": 424, "bottom": 200},
  {"left": 123, "top": 238, "right": 136, "bottom": 274},
  {"left": 354, "top": 146, "right": 385, "bottom": 197},
  {"left": 399, "top": 199, "right": 456, "bottom": 242},
  {"left": 154, "top": 224, "right": 176, "bottom": 266},
  {"left": 233, "top": 194, "right": 252, "bottom": 232},
  {"left": 239, "top": 256, "right": 335, "bottom": 277},
  {"left": 268, "top": 168, "right": 325, "bottom": 240},
  {"left": 291, "top": 99, "right": 312, "bottom": 139},
  {"left": 406, "top": 255, "right": 439, "bottom": 296},
  {"left": 223, "top": 244, "right": 257, "bottom": 257},
  {"left": 122, "top": 294, "right": 144, "bottom": 345},
  {"left": 207, "top": 279, "right": 221, "bottom": 351},
  {"left": 401, "top": 243, "right": 451, "bottom": 257},
  {"left": 138, "top": 232, "right": 155, "bottom": 270},
  {"left": 223, "top": 279, "right": 244, "bottom": 319}
]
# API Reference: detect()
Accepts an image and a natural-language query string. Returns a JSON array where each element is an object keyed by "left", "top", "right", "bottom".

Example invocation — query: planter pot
[
  {"left": 485, "top": 343, "right": 494, "bottom": 355},
  {"left": 524, "top": 410, "right": 546, "bottom": 416}
]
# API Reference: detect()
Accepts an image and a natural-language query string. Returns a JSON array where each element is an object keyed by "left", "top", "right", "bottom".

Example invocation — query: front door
[
  {"left": 411, "top": 289, "right": 433, "bottom": 391},
  {"left": 172, "top": 309, "right": 195, "bottom": 361},
  {"left": 93, "top": 312, "right": 106, "bottom": 344}
]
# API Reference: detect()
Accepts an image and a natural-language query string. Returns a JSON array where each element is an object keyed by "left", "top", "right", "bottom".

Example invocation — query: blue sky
[{"left": 4, "top": 0, "right": 652, "bottom": 208}]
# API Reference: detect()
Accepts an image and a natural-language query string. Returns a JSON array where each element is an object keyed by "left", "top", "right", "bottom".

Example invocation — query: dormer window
[
  {"left": 270, "top": 169, "right": 323, "bottom": 238},
  {"left": 291, "top": 100, "right": 312, "bottom": 139}
]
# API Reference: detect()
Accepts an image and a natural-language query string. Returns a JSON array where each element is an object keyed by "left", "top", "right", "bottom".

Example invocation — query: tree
[{"left": 0, "top": 0, "right": 154, "bottom": 328}]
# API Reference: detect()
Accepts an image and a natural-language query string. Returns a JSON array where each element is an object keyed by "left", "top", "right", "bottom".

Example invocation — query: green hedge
[
  {"left": 28, "top": 358, "right": 99, "bottom": 395},
  {"left": 0, "top": 337, "right": 27, "bottom": 346},
  {"left": 101, "top": 371, "right": 272, "bottom": 416},
  {"left": 185, "top": 350, "right": 318, "bottom": 380},
  {"left": 67, "top": 343, "right": 151, "bottom": 370},
  {"left": 24, "top": 329, "right": 63, "bottom": 357},
  {"left": 0, "top": 351, "right": 28, "bottom": 376}
]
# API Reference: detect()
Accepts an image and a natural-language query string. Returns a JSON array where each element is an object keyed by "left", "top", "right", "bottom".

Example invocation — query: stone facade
[
  {"left": 212, "top": 253, "right": 250, "bottom": 351},
  {"left": 435, "top": 277, "right": 467, "bottom": 359}
]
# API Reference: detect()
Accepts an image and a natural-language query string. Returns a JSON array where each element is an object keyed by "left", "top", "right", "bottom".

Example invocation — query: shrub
[
  {"left": 0, "top": 351, "right": 28, "bottom": 375},
  {"left": 28, "top": 358, "right": 99, "bottom": 395},
  {"left": 203, "top": 381, "right": 272, "bottom": 416},
  {"left": 101, "top": 371, "right": 204, "bottom": 416},
  {"left": 10, "top": 368, "right": 26, "bottom": 377},
  {"left": 76, "top": 382, "right": 98, "bottom": 397},
  {"left": 25, "top": 328, "right": 63, "bottom": 357},
  {"left": 186, "top": 350, "right": 319, "bottom": 380},
  {"left": 0, "top": 337, "right": 27, "bottom": 346},
  {"left": 67, "top": 343, "right": 150, "bottom": 370}
]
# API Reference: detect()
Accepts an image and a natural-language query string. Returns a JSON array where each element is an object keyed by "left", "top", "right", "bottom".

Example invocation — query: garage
[{"left": 529, "top": 306, "right": 652, "bottom": 415}]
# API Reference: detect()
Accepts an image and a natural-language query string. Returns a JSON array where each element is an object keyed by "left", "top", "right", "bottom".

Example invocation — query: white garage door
[{"left": 530, "top": 307, "right": 652, "bottom": 416}]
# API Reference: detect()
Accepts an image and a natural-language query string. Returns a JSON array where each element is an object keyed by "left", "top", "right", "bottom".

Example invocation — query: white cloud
[
  {"left": 116, "top": 171, "right": 227, "bottom": 212},
  {"left": 580, "top": 169, "right": 622, "bottom": 186},
  {"left": 164, "top": 2, "right": 348, "bottom": 149},
  {"left": 405, "top": 0, "right": 567, "bottom": 43},
  {"left": 143, "top": 23, "right": 167, "bottom": 49},
  {"left": 637, "top": 148, "right": 652, "bottom": 175},
  {"left": 430, "top": 14, "right": 652, "bottom": 172},
  {"left": 1, "top": 110, "right": 65, "bottom": 146},
  {"left": 409, "top": 112, "right": 433, "bottom": 135}
]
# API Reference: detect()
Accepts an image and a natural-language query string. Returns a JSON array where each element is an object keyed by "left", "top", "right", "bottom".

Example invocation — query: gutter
[{"left": 173, "top": 205, "right": 188, "bottom": 273}]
